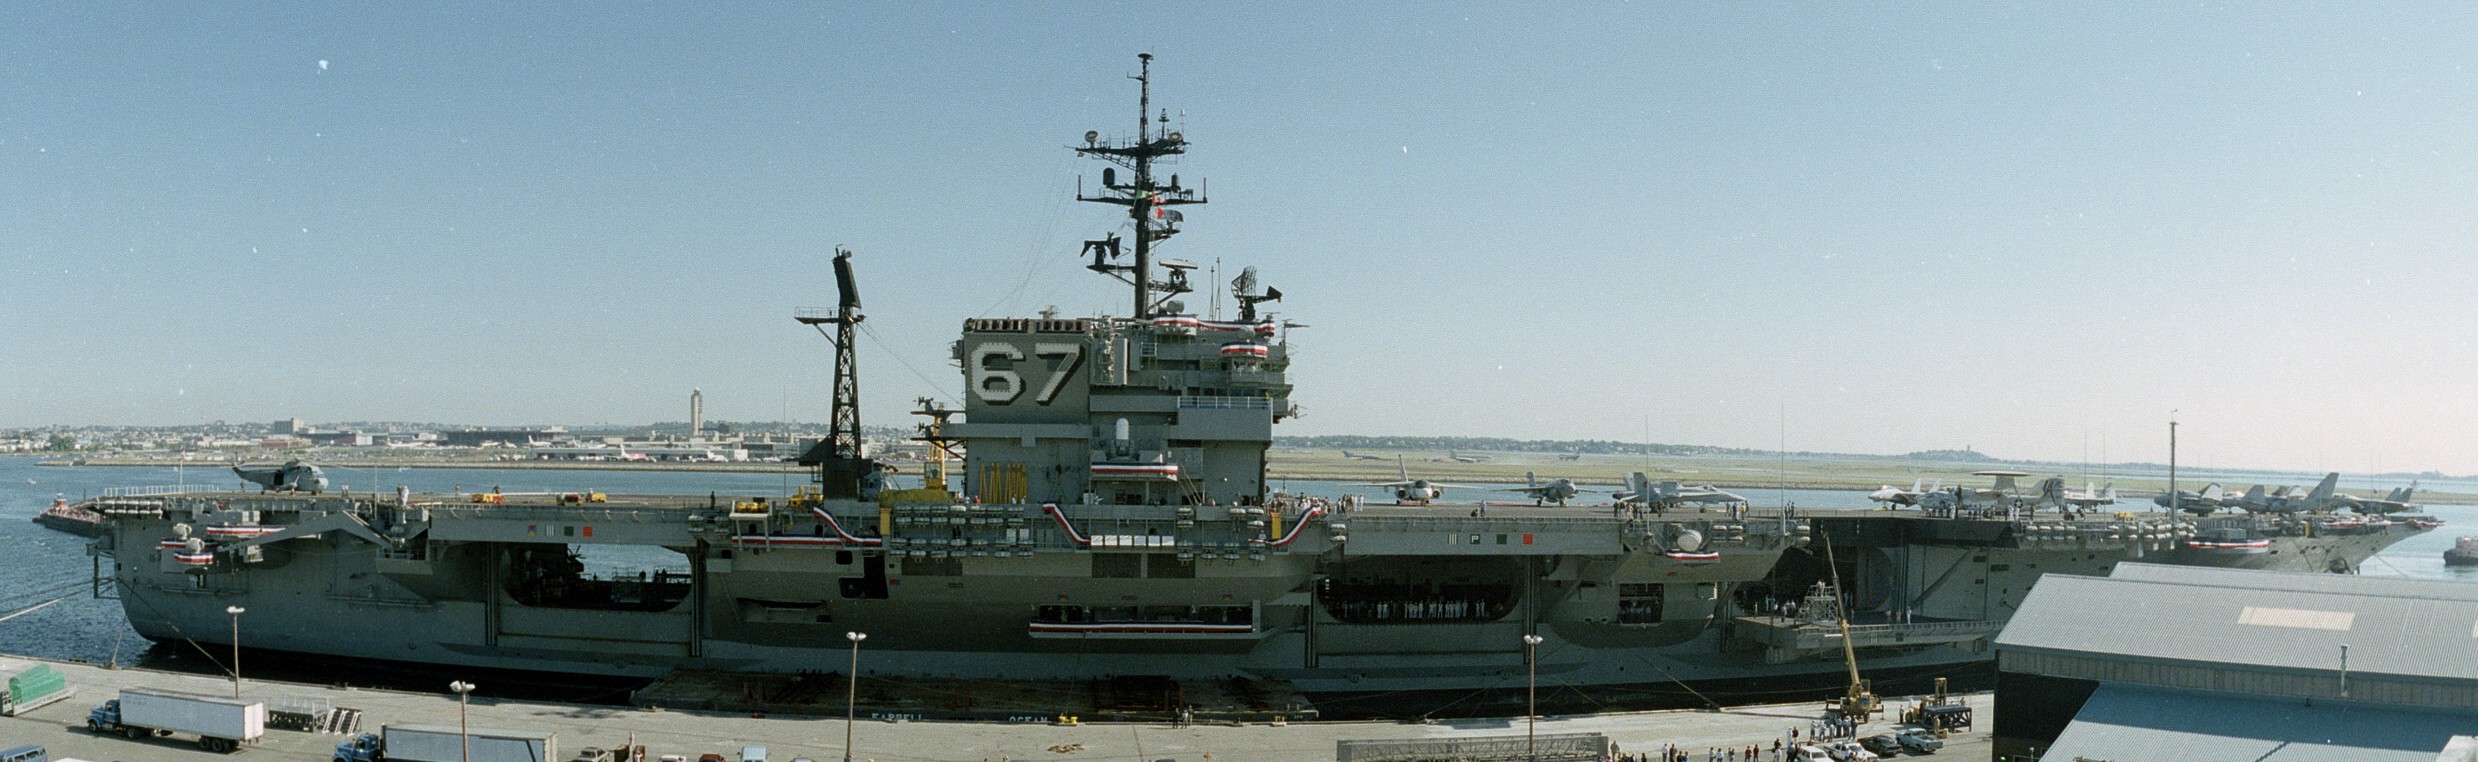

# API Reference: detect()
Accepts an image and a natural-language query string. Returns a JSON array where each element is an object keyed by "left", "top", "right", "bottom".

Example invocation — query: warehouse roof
[
  {"left": 1996, "top": 564, "right": 2478, "bottom": 682},
  {"left": 2108, "top": 563, "right": 2478, "bottom": 603},
  {"left": 2040, "top": 684, "right": 2477, "bottom": 762}
]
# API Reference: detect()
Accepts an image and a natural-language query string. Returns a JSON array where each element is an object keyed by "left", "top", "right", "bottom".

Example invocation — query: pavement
[{"left": 0, "top": 655, "right": 1992, "bottom": 762}]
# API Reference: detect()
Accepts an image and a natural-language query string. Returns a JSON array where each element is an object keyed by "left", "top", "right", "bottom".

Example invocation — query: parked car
[
  {"left": 1895, "top": 729, "right": 1944, "bottom": 754},
  {"left": 1825, "top": 740, "right": 1879, "bottom": 761},
  {"left": 1857, "top": 734, "right": 1903, "bottom": 756}
]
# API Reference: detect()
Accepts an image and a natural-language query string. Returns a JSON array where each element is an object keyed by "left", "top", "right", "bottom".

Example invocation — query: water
[{"left": 2, "top": 456, "right": 2468, "bottom": 669}]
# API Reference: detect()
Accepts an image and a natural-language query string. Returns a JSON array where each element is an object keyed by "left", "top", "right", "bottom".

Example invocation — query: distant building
[
  {"left": 273, "top": 417, "right": 304, "bottom": 435},
  {"left": 305, "top": 431, "right": 373, "bottom": 447},
  {"left": 739, "top": 435, "right": 824, "bottom": 462},
  {"left": 436, "top": 428, "right": 565, "bottom": 448},
  {"left": 1994, "top": 563, "right": 2478, "bottom": 761}
]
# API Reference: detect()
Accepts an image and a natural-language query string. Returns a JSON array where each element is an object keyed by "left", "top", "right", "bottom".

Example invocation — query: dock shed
[{"left": 1992, "top": 563, "right": 2478, "bottom": 761}]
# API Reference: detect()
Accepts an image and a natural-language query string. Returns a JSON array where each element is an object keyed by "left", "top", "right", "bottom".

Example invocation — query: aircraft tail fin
[
  {"left": 2241, "top": 485, "right": 2266, "bottom": 501},
  {"left": 1525, "top": 471, "right": 1538, "bottom": 488},
  {"left": 2200, "top": 483, "right": 2226, "bottom": 501},
  {"left": 2101, "top": 483, "right": 2117, "bottom": 501},
  {"left": 2308, "top": 472, "right": 2339, "bottom": 502}
]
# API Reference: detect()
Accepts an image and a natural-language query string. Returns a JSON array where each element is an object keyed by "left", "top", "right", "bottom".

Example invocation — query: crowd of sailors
[
  {"left": 1317, "top": 580, "right": 1515, "bottom": 624},
  {"left": 1322, "top": 596, "right": 1510, "bottom": 623},
  {"left": 1613, "top": 715, "right": 1884, "bottom": 762}
]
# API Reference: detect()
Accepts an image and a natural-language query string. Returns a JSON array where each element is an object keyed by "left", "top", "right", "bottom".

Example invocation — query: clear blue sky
[{"left": 7, "top": 3, "right": 2476, "bottom": 474}]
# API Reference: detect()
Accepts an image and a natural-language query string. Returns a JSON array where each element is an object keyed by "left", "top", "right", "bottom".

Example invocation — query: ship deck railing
[
  {"left": 100, "top": 484, "right": 230, "bottom": 498},
  {"left": 1345, "top": 514, "right": 1644, "bottom": 531},
  {"left": 1176, "top": 395, "right": 1272, "bottom": 410},
  {"left": 1731, "top": 614, "right": 2007, "bottom": 654}
]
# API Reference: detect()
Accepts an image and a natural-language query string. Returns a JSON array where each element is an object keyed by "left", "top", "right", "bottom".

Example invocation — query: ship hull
[{"left": 99, "top": 491, "right": 2431, "bottom": 716}]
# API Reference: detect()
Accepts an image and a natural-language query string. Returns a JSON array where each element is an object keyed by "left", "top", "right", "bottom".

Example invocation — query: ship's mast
[
  {"left": 795, "top": 248, "right": 870, "bottom": 498},
  {"left": 1077, "top": 53, "right": 1205, "bottom": 318}
]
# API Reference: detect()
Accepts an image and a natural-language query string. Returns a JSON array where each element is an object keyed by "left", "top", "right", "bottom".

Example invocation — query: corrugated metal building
[{"left": 1992, "top": 563, "right": 2478, "bottom": 760}]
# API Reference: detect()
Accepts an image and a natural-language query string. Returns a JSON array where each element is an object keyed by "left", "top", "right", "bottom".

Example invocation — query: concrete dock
[{"left": 0, "top": 655, "right": 1994, "bottom": 761}]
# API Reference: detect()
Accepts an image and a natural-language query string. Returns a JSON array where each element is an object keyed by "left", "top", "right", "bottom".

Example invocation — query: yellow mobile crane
[{"left": 1820, "top": 533, "right": 1881, "bottom": 720}]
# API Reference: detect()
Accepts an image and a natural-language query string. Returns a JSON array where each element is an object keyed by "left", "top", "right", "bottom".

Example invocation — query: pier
[{"left": 0, "top": 654, "right": 1993, "bottom": 761}]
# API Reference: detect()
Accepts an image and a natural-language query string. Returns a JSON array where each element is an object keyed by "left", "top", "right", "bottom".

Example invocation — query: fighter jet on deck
[
  {"left": 2154, "top": 483, "right": 2229, "bottom": 514},
  {"left": 1361, "top": 457, "right": 1482, "bottom": 505},
  {"left": 2344, "top": 482, "right": 2421, "bottom": 514},
  {"left": 1614, "top": 472, "right": 1747, "bottom": 512},
  {"left": 2062, "top": 482, "right": 2118, "bottom": 508},
  {"left": 1868, "top": 479, "right": 1933, "bottom": 507},
  {"left": 1917, "top": 470, "right": 2063, "bottom": 514},
  {"left": 1502, "top": 471, "right": 1596, "bottom": 506},
  {"left": 2226, "top": 473, "right": 2342, "bottom": 514}
]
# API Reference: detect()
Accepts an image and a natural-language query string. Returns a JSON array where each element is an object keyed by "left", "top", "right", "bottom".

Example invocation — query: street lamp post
[
  {"left": 843, "top": 631, "right": 867, "bottom": 762},
  {"left": 450, "top": 681, "right": 475, "bottom": 762},
  {"left": 1523, "top": 633, "right": 1544, "bottom": 762},
  {"left": 224, "top": 606, "right": 246, "bottom": 699}
]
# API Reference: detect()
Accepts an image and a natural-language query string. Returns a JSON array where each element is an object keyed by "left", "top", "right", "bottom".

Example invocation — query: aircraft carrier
[{"left": 77, "top": 56, "right": 2437, "bottom": 718}]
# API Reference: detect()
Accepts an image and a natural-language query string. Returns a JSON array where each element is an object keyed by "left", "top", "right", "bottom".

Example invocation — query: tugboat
[
  {"left": 32, "top": 495, "right": 107, "bottom": 538},
  {"left": 2446, "top": 537, "right": 2478, "bottom": 567}
]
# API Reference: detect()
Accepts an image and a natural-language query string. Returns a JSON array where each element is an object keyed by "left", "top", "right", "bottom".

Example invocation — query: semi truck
[
  {"left": 335, "top": 724, "right": 555, "bottom": 762},
  {"left": 86, "top": 688, "right": 266, "bottom": 753}
]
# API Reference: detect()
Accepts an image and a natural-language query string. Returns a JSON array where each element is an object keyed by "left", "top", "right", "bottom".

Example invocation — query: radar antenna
[
  {"left": 1231, "top": 266, "right": 1282, "bottom": 322},
  {"left": 1076, "top": 53, "right": 1206, "bottom": 318},
  {"left": 795, "top": 248, "right": 873, "bottom": 498}
]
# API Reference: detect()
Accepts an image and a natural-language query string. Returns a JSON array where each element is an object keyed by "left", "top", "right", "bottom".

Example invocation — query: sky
[{"left": 6, "top": 3, "right": 2478, "bottom": 474}]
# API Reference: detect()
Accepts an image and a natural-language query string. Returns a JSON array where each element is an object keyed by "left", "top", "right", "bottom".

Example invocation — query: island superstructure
[{"left": 80, "top": 56, "right": 2435, "bottom": 718}]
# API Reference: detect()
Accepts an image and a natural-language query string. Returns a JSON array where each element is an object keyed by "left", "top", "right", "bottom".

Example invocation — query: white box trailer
[
  {"left": 382, "top": 724, "right": 555, "bottom": 762},
  {"left": 99, "top": 688, "right": 265, "bottom": 752}
]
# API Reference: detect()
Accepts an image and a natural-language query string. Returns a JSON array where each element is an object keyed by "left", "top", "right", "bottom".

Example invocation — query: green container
[{"left": 6, "top": 665, "right": 64, "bottom": 703}]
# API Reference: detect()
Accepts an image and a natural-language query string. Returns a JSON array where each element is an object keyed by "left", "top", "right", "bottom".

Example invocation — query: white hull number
[{"left": 971, "top": 342, "right": 1083, "bottom": 405}]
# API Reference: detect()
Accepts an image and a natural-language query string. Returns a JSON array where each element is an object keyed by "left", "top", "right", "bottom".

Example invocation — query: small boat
[
  {"left": 2446, "top": 537, "right": 2478, "bottom": 567},
  {"left": 30, "top": 496, "right": 107, "bottom": 538}
]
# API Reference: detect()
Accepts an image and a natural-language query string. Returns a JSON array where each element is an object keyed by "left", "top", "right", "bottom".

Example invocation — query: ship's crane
[
  {"left": 1820, "top": 533, "right": 1882, "bottom": 721},
  {"left": 795, "top": 248, "right": 875, "bottom": 499},
  {"left": 911, "top": 397, "right": 961, "bottom": 493}
]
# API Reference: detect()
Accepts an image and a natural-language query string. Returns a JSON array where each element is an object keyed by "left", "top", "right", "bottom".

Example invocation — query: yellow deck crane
[{"left": 1820, "top": 533, "right": 1881, "bottom": 720}]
